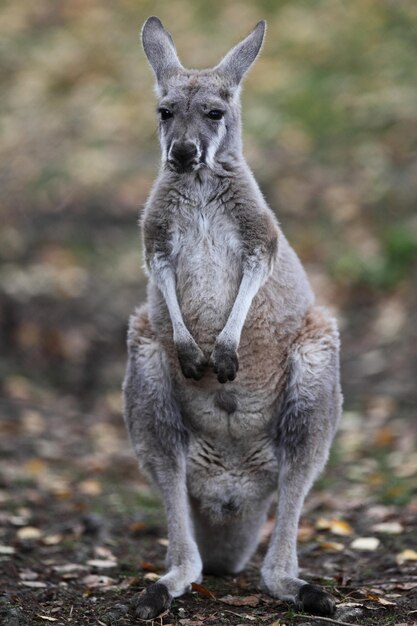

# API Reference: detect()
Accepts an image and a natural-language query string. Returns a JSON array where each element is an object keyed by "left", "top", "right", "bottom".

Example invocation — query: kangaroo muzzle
[{"left": 168, "top": 140, "right": 199, "bottom": 173}]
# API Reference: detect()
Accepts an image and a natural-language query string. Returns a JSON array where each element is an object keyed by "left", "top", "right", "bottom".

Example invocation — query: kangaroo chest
[{"left": 171, "top": 209, "right": 242, "bottom": 352}]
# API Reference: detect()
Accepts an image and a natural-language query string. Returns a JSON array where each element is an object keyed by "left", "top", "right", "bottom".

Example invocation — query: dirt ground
[{"left": 0, "top": 397, "right": 416, "bottom": 626}]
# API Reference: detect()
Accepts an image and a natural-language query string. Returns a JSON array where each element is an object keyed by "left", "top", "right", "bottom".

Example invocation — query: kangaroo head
[{"left": 141, "top": 17, "right": 266, "bottom": 173}]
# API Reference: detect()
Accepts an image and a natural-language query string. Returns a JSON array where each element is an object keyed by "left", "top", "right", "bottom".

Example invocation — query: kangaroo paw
[
  {"left": 211, "top": 342, "right": 239, "bottom": 383},
  {"left": 176, "top": 340, "right": 207, "bottom": 381}
]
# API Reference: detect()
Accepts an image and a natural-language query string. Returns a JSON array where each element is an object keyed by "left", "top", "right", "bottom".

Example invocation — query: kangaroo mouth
[{"left": 167, "top": 158, "right": 202, "bottom": 174}]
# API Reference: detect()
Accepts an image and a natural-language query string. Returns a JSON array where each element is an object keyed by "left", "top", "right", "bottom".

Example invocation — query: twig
[
  {"left": 293, "top": 614, "right": 366, "bottom": 626},
  {"left": 221, "top": 608, "right": 255, "bottom": 620},
  {"left": 354, "top": 577, "right": 417, "bottom": 585}
]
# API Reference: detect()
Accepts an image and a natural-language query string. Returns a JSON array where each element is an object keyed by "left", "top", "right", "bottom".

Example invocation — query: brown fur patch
[
  {"left": 127, "top": 305, "right": 154, "bottom": 349},
  {"left": 295, "top": 307, "right": 339, "bottom": 346}
]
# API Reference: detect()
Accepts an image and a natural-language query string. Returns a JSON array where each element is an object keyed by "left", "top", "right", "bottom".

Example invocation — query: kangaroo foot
[
  {"left": 297, "top": 584, "right": 336, "bottom": 616},
  {"left": 132, "top": 582, "right": 172, "bottom": 620}
]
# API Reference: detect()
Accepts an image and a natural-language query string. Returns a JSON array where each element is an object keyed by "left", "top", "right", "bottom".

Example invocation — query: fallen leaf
[
  {"left": 389, "top": 582, "right": 417, "bottom": 590},
  {"left": 117, "top": 576, "right": 141, "bottom": 589},
  {"left": 53, "top": 563, "right": 88, "bottom": 574},
  {"left": 140, "top": 560, "right": 157, "bottom": 571},
  {"left": 87, "top": 559, "right": 117, "bottom": 569},
  {"left": 317, "top": 539, "right": 345, "bottom": 552},
  {"left": 297, "top": 523, "right": 314, "bottom": 542},
  {"left": 19, "top": 569, "right": 38, "bottom": 580},
  {"left": 37, "top": 616, "right": 58, "bottom": 622},
  {"left": 351, "top": 537, "right": 380, "bottom": 551},
  {"left": 129, "top": 521, "right": 147, "bottom": 534},
  {"left": 329, "top": 519, "right": 354, "bottom": 536},
  {"left": 377, "top": 597, "right": 397, "bottom": 606},
  {"left": 20, "top": 581, "right": 47, "bottom": 588},
  {"left": 396, "top": 549, "right": 417, "bottom": 564},
  {"left": 158, "top": 538, "right": 169, "bottom": 547},
  {"left": 82, "top": 574, "right": 115, "bottom": 588},
  {"left": 371, "top": 521, "right": 403, "bottom": 534},
  {"left": 94, "top": 546, "right": 116, "bottom": 559},
  {"left": 315, "top": 517, "right": 332, "bottom": 530},
  {"left": 315, "top": 517, "right": 353, "bottom": 536},
  {"left": 367, "top": 593, "right": 396, "bottom": 607},
  {"left": 78, "top": 480, "right": 102, "bottom": 496},
  {"left": 219, "top": 594, "right": 260, "bottom": 607},
  {"left": 144, "top": 572, "right": 160, "bottom": 582},
  {"left": 42, "top": 534, "right": 63, "bottom": 545},
  {"left": 0, "top": 545, "right": 15, "bottom": 555},
  {"left": 24, "top": 458, "right": 48, "bottom": 476},
  {"left": 17, "top": 526, "right": 42, "bottom": 541},
  {"left": 191, "top": 582, "right": 216, "bottom": 598}
]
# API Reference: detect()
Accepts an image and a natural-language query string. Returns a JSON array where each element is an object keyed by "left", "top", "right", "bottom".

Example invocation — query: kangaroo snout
[{"left": 169, "top": 140, "right": 199, "bottom": 172}]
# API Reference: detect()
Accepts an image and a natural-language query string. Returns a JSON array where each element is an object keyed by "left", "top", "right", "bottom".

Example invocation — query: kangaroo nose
[{"left": 169, "top": 141, "right": 198, "bottom": 171}]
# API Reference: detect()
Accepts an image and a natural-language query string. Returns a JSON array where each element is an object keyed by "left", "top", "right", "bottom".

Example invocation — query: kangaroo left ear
[
  {"left": 141, "top": 16, "right": 183, "bottom": 85},
  {"left": 215, "top": 20, "right": 266, "bottom": 86}
]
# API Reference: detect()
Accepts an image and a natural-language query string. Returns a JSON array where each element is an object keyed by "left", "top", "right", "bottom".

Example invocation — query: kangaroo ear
[
  {"left": 141, "top": 16, "right": 182, "bottom": 84},
  {"left": 215, "top": 20, "right": 266, "bottom": 86}
]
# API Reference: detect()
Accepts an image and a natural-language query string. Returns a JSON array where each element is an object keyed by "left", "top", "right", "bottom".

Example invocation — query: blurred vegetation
[{"left": 0, "top": 0, "right": 416, "bottom": 426}]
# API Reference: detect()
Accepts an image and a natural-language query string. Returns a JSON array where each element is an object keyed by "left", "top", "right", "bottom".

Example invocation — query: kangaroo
[{"left": 123, "top": 16, "right": 342, "bottom": 620}]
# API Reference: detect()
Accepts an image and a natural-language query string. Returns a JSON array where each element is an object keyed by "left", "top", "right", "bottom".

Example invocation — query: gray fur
[{"left": 123, "top": 17, "right": 342, "bottom": 619}]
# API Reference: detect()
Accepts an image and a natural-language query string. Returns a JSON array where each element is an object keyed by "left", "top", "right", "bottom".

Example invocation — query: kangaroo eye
[
  {"left": 158, "top": 108, "right": 173, "bottom": 120},
  {"left": 207, "top": 109, "right": 224, "bottom": 120}
]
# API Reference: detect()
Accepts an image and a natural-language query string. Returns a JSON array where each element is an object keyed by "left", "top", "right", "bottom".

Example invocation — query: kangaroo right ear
[
  {"left": 141, "top": 17, "right": 182, "bottom": 85},
  {"left": 215, "top": 20, "right": 266, "bottom": 87}
]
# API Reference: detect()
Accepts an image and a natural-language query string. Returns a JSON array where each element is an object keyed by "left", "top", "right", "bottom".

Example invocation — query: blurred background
[{"left": 1, "top": 0, "right": 416, "bottom": 511}]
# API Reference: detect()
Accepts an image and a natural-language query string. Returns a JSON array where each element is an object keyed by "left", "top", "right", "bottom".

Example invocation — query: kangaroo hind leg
[
  {"left": 123, "top": 306, "right": 202, "bottom": 620},
  {"left": 261, "top": 308, "right": 342, "bottom": 616}
]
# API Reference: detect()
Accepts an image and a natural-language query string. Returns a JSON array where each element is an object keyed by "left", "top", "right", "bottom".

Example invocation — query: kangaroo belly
[{"left": 186, "top": 429, "right": 279, "bottom": 521}]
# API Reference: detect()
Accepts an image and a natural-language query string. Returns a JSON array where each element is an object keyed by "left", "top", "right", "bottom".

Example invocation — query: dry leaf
[
  {"left": 297, "top": 524, "right": 314, "bottom": 542},
  {"left": 317, "top": 540, "right": 344, "bottom": 552},
  {"left": 158, "top": 538, "right": 169, "bottom": 547},
  {"left": 17, "top": 526, "right": 42, "bottom": 541},
  {"left": 0, "top": 545, "right": 15, "bottom": 555},
  {"left": 315, "top": 517, "right": 353, "bottom": 536},
  {"left": 129, "top": 521, "right": 147, "bottom": 534},
  {"left": 144, "top": 572, "right": 160, "bottom": 582},
  {"left": 396, "top": 549, "right": 417, "bottom": 564},
  {"left": 78, "top": 479, "right": 102, "bottom": 496},
  {"left": 371, "top": 521, "right": 403, "bottom": 534},
  {"left": 37, "top": 616, "right": 58, "bottom": 622},
  {"left": 315, "top": 517, "right": 332, "bottom": 530},
  {"left": 19, "top": 569, "right": 38, "bottom": 580},
  {"left": 94, "top": 546, "right": 116, "bottom": 559},
  {"left": 140, "top": 560, "right": 157, "bottom": 571},
  {"left": 24, "top": 458, "right": 48, "bottom": 476},
  {"left": 20, "top": 581, "right": 47, "bottom": 588},
  {"left": 219, "top": 594, "right": 260, "bottom": 607},
  {"left": 367, "top": 593, "right": 396, "bottom": 606},
  {"left": 82, "top": 574, "right": 115, "bottom": 588},
  {"left": 351, "top": 537, "right": 380, "bottom": 551},
  {"left": 377, "top": 597, "right": 396, "bottom": 606},
  {"left": 191, "top": 582, "right": 216, "bottom": 598},
  {"left": 329, "top": 519, "right": 354, "bottom": 536},
  {"left": 87, "top": 559, "right": 117, "bottom": 569},
  {"left": 42, "top": 534, "right": 63, "bottom": 545},
  {"left": 53, "top": 563, "right": 88, "bottom": 574}
]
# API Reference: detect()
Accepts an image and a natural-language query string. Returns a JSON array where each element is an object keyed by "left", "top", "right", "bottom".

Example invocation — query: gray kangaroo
[{"left": 123, "top": 16, "right": 342, "bottom": 620}]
